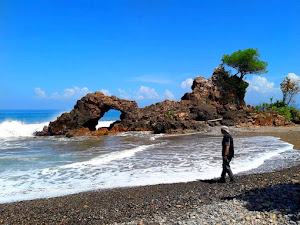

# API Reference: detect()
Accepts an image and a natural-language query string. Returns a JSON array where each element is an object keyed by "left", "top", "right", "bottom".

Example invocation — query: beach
[
  {"left": 0, "top": 126, "right": 299, "bottom": 224},
  {"left": 2, "top": 0, "right": 300, "bottom": 224}
]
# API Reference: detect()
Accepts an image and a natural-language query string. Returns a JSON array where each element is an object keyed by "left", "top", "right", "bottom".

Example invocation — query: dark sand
[
  {"left": 232, "top": 125, "right": 300, "bottom": 150},
  {"left": 0, "top": 126, "right": 299, "bottom": 224}
]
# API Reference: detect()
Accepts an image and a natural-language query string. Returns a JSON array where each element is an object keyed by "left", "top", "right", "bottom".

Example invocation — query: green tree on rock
[{"left": 221, "top": 48, "right": 268, "bottom": 79}]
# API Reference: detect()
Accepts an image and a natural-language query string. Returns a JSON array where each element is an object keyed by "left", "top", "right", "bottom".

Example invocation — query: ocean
[{"left": 0, "top": 110, "right": 299, "bottom": 204}]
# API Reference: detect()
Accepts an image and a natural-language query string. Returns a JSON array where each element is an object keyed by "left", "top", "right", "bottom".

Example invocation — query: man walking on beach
[{"left": 219, "top": 126, "right": 235, "bottom": 183}]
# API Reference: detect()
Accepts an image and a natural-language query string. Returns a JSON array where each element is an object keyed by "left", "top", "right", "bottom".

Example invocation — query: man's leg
[
  {"left": 220, "top": 159, "right": 227, "bottom": 182},
  {"left": 226, "top": 159, "right": 235, "bottom": 181},
  {"left": 221, "top": 159, "right": 235, "bottom": 182}
]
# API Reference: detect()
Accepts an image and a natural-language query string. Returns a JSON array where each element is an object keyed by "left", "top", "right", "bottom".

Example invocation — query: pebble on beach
[{"left": 0, "top": 165, "right": 299, "bottom": 225}]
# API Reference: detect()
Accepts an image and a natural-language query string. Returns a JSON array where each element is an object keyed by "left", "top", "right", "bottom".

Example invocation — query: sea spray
[
  {"left": 96, "top": 121, "right": 115, "bottom": 129},
  {"left": 60, "top": 144, "right": 155, "bottom": 168},
  {"left": 0, "top": 120, "right": 117, "bottom": 139},
  {"left": 0, "top": 120, "right": 49, "bottom": 138}
]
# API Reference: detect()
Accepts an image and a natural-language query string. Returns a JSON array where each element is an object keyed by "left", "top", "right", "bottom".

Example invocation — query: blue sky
[{"left": 1, "top": 0, "right": 299, "bottom": 110}]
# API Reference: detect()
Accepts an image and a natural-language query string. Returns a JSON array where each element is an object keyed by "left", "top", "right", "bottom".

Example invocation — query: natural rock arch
[
  {"left": 36, "top": 67, "right": 292, "bottom": 137},
  {"left": 96, "top": 109, "right": 121, "bottom": 129},
  {"left": 47, "top": 92, "right": 140, "bottom": 135}
]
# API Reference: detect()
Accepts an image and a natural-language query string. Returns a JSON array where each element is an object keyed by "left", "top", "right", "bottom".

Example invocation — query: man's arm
[
  {"left": 223, "top": 145, "right": 230, "bottom": 159},
  {"left": 223, "top": 135, "right": 230, "bottom": 159}
]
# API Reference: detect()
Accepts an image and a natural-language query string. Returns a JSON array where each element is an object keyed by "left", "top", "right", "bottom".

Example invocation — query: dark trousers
[{"left": 221, "top": 158, "right": 234, "bottom": 181}]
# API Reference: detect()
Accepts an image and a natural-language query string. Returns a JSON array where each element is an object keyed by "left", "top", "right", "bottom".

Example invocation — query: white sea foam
[
  {"left": 0, "top": 119, "right": 115, "bottom": 138},
  {"left": 0, "top": 120, "right": 49, "bottom": 138},
  {"left": 96, "top": 120, "right": 115, "bottom": 129},
  {"left": 232, "top": 142, "right": 294, "bottom": 174},
  {"left": 0, "top": 135, "right": 298, "bottom": 204},
  {"left": 60, "top": 144, "right": 153, "bottom": 168}
]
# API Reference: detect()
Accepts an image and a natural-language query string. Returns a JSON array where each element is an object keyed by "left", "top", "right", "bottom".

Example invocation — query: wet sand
[
  {"left": 205, "top": 125, "right": 300, "bottom": 150},
  {"left": 0, "top": 126, "right": 299, "bottom": 224},
  {"left": 233, "top": 125, "right": 300, "bottom": 150}
]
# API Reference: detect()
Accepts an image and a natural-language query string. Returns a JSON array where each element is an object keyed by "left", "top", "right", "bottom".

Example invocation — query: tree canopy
[
  {"left": 221, "top": 48, "right": 268, "bottom": 79},
  {"left": 280, "top": 76, "right": 300, "bottom": 106}
]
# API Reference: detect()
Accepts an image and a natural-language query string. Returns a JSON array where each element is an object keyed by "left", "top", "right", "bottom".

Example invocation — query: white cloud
[
  {"left": 164, "top": 89, "right": 175, "bottom": 100},
  {"left": 119, "top": 86, "right": 174, "bottom": 102},
  {"left": 136, "top": 86, "right": 159, "bottom": 100},
  {"left": 63, "top": 88, "right": 76, "bottom": 98},
  {"left": 101, "top": 89, "right": 111, "bottom": 96},
  {"left": 35, "top": 86, "right": 90, "bottom": 100},
  {"left": 50, "top": 92, "right": 60, "bottom": 99},
  {"left": 118, "top": 89, "right": 131, "bottom": 99},
  {"left": 61, "top": 87, "right": 89, "bottom": 99},
  {"left": 246, "top": 76, "right": 278, "bottom": 93},
  {"left": 287, "top": 73, "right": 300, "bottom": 82},
  {"left": 245, "top": 76, "right": 281, "bottom": 105},
  {"left": 34, "top": 88, "right": 46, "bottom": 98},
  {"left": 135, "top": 93, "right": 144, "bottom": 100},
  {"left": 181, "top": 78, "right": 193, "bottom": 90}
]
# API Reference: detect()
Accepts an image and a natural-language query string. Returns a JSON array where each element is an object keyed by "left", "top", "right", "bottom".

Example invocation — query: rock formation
[
  {"left": 182, "top": 67, "right": 248, "bottom": 108},
  {"left": 44, "top": 92, "right": 141, "bottom": 135},
  {"left": 36, "top": 67, "right": 293, "bottom": 137}
]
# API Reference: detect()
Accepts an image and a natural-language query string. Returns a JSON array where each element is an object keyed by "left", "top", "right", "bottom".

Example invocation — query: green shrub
[
  {"left": 164, "top": 110, "right": 178, "bottom": 121},
  {"left": 290, "top": 107, "right": 299, "bottom": 118},
  {"left": 276, "top": 107, "right": 291, "bottom": 120},
  {"left": 238, "top": 83, "right": 249, "bottom": 94},
  {"left": 255, "top": 100, "right": 299, "bottom": 121}
]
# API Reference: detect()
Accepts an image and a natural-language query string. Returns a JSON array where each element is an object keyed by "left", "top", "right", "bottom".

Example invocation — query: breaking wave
[
  {"left": 0, "top": 120, "right": 48, "bottom": 138},
  {"left": 0, "top": 120, "right": 117, "bottom": 138}
]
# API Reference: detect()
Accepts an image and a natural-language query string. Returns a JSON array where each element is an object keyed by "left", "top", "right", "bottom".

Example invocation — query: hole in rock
[{"left": 96, "top": 110, "right": 121, "bottom": 129}]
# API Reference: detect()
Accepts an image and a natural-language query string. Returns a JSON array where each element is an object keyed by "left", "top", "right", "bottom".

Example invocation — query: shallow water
[
  {"left": 0, "top": 110, "right": 299, "bottom": 203},
  {"left": 0, "top": 131, "right": 299, "bottom": 204}
]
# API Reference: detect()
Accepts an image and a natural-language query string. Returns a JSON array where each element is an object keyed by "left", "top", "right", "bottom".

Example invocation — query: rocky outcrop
[
  {"left": 252, "top": 112, "right": 293, "bottom": 126},
  {"left": 182, "top": 67, "right": 248, "bottom": 108},
  {"left": 42, "top": 92, "right": 141, "bottom": 135},
  {"left": 36, "top": 67, "right": 293, "bottom": 137}
]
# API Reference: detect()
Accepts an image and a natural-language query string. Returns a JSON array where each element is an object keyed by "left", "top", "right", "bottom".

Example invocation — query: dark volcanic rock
[
  {"left": 253, "top": 112, "right": 293, "bottom": 126},
  {"left": 36, "top": 92, "right": 141, "bottom": 136},
  {"left": 139, "top": 100, "right": 210, "bottom": 134},
  {"left": 36, "top": 67, "right": 293, "bottom": 137},
  {"left": 181, "top": 67, "right": 248, "bottom": 109}
]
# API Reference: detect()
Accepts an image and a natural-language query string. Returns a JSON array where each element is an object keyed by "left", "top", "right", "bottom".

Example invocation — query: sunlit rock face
[
  {"left": 36, "top": 68, "right": 292, "bottom": 137},
  {"left": 42, "top": 92, "right": 141, "bottom": 135},
  {"left": 182, "top": 67, "right": 248, "bottom": 108}
]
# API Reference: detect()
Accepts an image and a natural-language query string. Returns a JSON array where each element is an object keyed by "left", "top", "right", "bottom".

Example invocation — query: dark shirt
[{"left": 222, "top": 133, "right": 234, "bottom": 158}]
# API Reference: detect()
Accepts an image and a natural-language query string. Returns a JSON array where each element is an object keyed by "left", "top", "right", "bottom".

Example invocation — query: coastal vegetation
[
  {"left": 219, "top": 48, "right": 268, "bottom": 97},
  {"left": 164, "top": 110, "right": 178, "bottom": 121},
  {"left": 255, "top": 100, "right": 300, "bottom": 123},
  {"left": 280, "top": 76, "right": 300, "bottom": 106},
  {"left": 255, "top": 76, "right": 300, "bottom": 123},
  {"left": 219, "top": 48, "right": 299, "bottom": 124},
  {"left": 218, "top": 66, "right": 249, "bottom": 95},
  {"left": 220, "top": 48, "right": 268, "bottom": 80}
]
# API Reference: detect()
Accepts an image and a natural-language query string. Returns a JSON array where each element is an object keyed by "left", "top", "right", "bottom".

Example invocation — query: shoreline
[
  {"left": 204, "top": 125, "right": 300, "bottom": 150},
  {"left": 0, "top": 126, "right": 299, "bottom": 224},
  {"left": 231, "top": 125, "right": 300, "bottom": 150}
]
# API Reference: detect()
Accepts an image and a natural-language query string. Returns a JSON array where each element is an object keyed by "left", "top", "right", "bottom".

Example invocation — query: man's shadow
[{"left": 196, "top": 178, "right": 223, "bottom": 184}]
